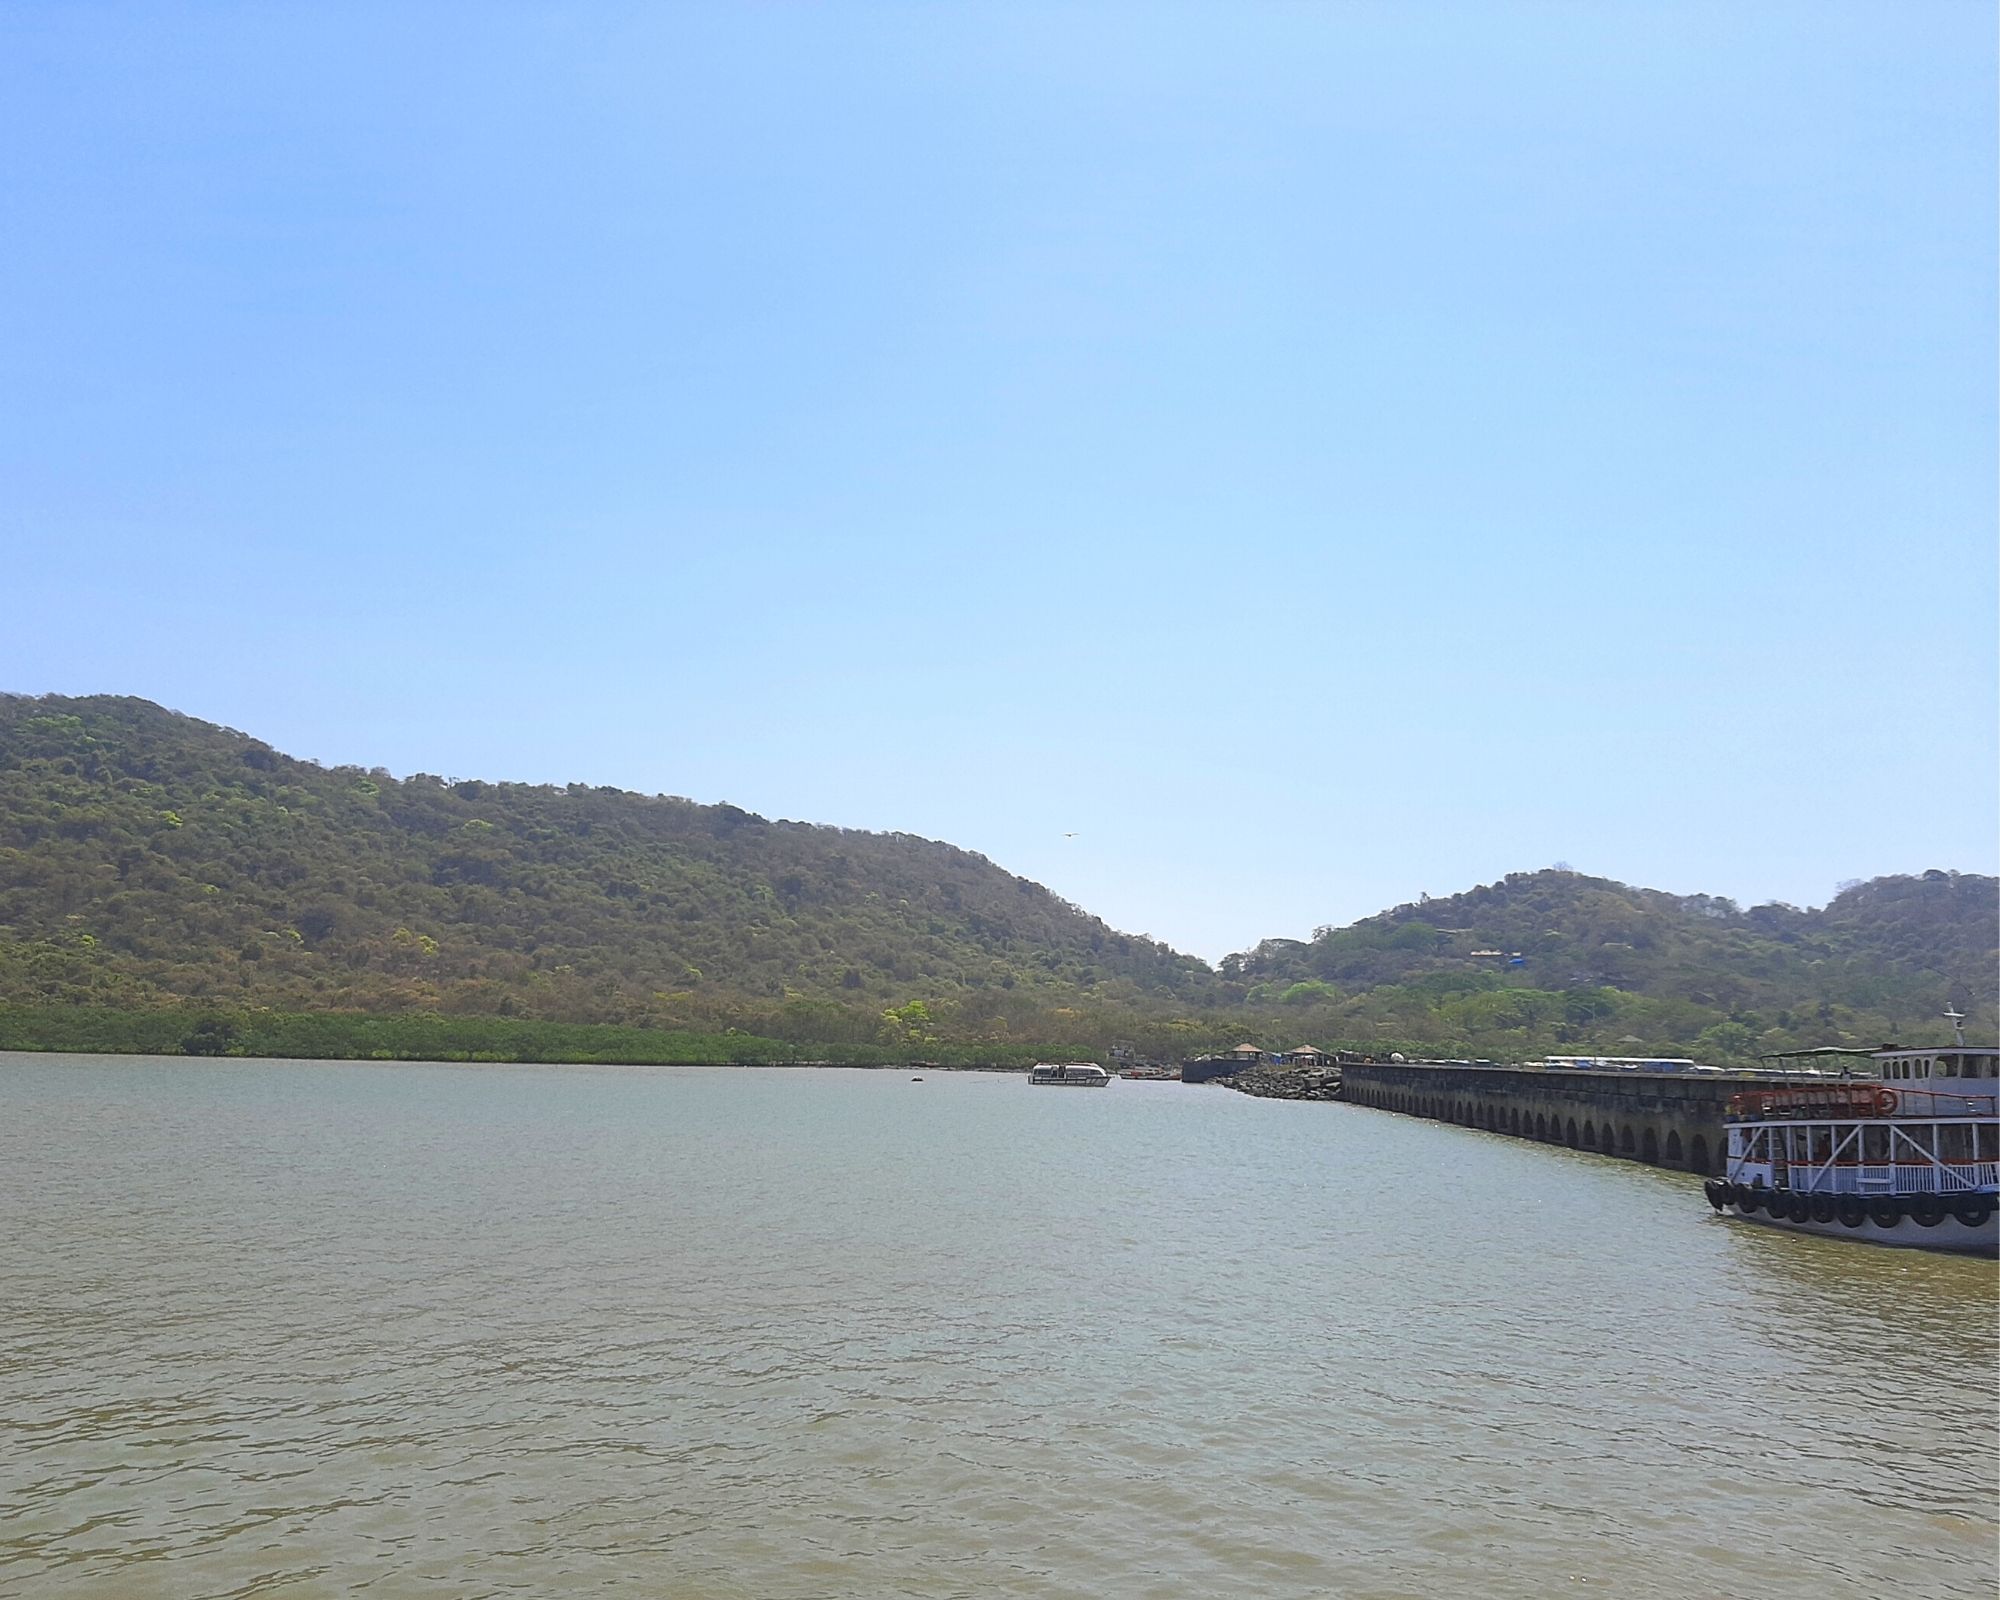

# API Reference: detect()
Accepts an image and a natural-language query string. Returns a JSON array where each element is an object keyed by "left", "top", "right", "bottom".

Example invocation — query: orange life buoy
[{"left": 1874, "top": 1087, "right": 1898, "bottom": 1115}]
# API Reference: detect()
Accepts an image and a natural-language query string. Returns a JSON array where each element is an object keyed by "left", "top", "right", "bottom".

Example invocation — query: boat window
[
  {"left": 1937, "top": 1056, "right": 1957, "bottom": 1078},
  {"left": 1978, "top": 1124, "right": 1999, "bottom": 1162},
  {"left": 1940, "top": 1125, "right": 1975, "bottom": 1163},
  {"left": 1811, "top": 1128, "right": 1833, "bottom": 1164},
  {"left": 1862, "top": 1126, "right": 1890, "bottom": 1163},
  {"left": 1899, "top": 1125, "right": 1936, "bottom": 1160}
]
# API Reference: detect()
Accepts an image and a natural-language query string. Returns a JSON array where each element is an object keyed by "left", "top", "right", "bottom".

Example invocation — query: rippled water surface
[{"left": 2, "top": 1055, "right": 1994, "bottom": 1598}]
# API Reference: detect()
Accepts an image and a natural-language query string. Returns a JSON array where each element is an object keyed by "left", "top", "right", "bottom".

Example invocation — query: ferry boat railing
[
  {"left": 1726, "top": 1160, "right": 1999, "bottom": 1196},
  {"left": 1816, "top": 1160, "right": 2000, "bottom": 1196},
  {"left": 1726, "top": 1119, "right": 1999, "bottom": 1195}
]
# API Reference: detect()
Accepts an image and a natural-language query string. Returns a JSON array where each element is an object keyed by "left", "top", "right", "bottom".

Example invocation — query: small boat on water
[
  {"left": 1027, "top": 1062, "right": 1112, "bottom": 1088},
  {"left": 1706, "top": 1035, "right": 1998, "bottom": 1255}
]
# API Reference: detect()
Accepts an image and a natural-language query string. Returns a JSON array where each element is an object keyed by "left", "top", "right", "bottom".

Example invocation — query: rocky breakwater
[{"left": 1219, "top": 1068, "right": 1343, "bottom": 1103}]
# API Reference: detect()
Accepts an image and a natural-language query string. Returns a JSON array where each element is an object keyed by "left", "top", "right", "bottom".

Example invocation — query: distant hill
[
  {"left": 1, "top": 694, "right": 1990, "bottom": 1063},
  {"left": 0, "top": 695, "right": 1219, "bottom": 1043},
  {"left": 1225, "top": 868, "right": 1997, "bottom": 1059}
]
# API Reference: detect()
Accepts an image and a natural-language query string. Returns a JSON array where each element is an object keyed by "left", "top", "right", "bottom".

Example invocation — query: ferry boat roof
[
  {"left": 1874, "top": 1045, "right": 1999, "bottom": 1061},
  {"left": 1872, "top": 1046, "right": 1998, "bottom": 1082},
  {"left": 1758, "top": 1044, "right": 2000, "bottom": 1078}
]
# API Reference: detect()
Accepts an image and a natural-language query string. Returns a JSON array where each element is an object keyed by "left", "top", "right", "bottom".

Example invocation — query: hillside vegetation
[
  {"left": 1225, "top": 868, "right": 1996, "bottom": 1064},
  {"left": 0, "top": 695, "right": 1218, "bottom": 1048},
  {"left": 1, "top": 694, "right": 1991, "bottom": 1063}
]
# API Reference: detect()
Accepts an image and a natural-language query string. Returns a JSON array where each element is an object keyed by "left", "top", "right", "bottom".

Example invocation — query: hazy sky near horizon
[{"left": 4, "top": 3, "right": 1994, "bottom": 960}]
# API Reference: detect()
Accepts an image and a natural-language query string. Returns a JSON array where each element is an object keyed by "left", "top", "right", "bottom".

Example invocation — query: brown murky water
[{"left": 2, "top": 1055, "right": 1994, "bottom": 1598}]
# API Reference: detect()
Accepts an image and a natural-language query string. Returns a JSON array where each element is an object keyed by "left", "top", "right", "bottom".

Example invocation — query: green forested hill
[
  {"left": 1224, "top": 868, "right": 1997, "bottom": 1061},
  {"left": 0, "top": 694, "right": 1991, "bottom": 1063},
  {"left": 0, "top": 695, "right": 1220, "bottom": 1046}
]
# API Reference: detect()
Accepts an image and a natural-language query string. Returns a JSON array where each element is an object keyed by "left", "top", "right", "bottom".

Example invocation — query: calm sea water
[{"left": 1, "top": 1055, "right": 1993, "bottom": 1599}]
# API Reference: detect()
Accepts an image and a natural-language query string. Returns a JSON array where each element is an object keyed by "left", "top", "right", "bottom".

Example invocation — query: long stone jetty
[{"left": 1336, "top": 1060, "right": 1787, "bottom": 1175}]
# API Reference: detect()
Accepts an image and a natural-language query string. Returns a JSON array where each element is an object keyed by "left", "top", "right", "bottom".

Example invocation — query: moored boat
[
  {"left": 1027, "top": 1062, "right": 1112, "bottom": 1088},
  {"left": 1706, "top": 1039, "right": 1998, "bottom": 1255}
]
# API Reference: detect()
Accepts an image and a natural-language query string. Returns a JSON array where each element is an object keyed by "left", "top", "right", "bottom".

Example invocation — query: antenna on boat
[{"left": 1944, "top": 1006, "right": 1968, "bottom": 1047}]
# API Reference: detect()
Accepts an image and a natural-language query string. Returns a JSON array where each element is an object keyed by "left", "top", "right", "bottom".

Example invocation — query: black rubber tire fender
[
  {"left": 1785, "top": 1193, "right": 1813, "bottom": 1224},
  {"left": 1950, "top": 1195, "right": 1994, "bottom": 1228},
  {"left": 1836, "top": 1197, "right": 1869, "bottom": 1229},
  {"left": 1867, "top": 1196, "right": 1904, "bottom": 1228},
  {"left": 1908, "top": 1195, "right": 1946, "bottom": 1228},
  {"left": 1703, "top": 1180, "right": 1727, "bottom": 1213},
  {"left": 1809, "top": 1195, "right": 1837, "bottom": 1225}
]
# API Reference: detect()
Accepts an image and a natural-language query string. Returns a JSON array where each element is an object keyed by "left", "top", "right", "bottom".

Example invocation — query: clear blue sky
[{"left": 4, "top": 3, "right": 1994, "bottom": 960}]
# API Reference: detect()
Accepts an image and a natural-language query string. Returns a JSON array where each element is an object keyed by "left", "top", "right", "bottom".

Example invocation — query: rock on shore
[{"left": 1218, "top": 1068, "right": 1343, "bottom": 1102}]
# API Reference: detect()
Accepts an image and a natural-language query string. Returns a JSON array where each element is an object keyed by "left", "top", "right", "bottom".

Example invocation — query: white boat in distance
[{"left": 1028, "top": 1062, "right": 1112, "bottom": 1088}]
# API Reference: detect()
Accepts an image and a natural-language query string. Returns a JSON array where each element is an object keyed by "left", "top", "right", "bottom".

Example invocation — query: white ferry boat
[
  {"left": 1705, "top": 1040, "right": 1998, "bottom": 1255},
  {"left": 1027, "top": 1062, "right": 1112, "bottom": 1088}
]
